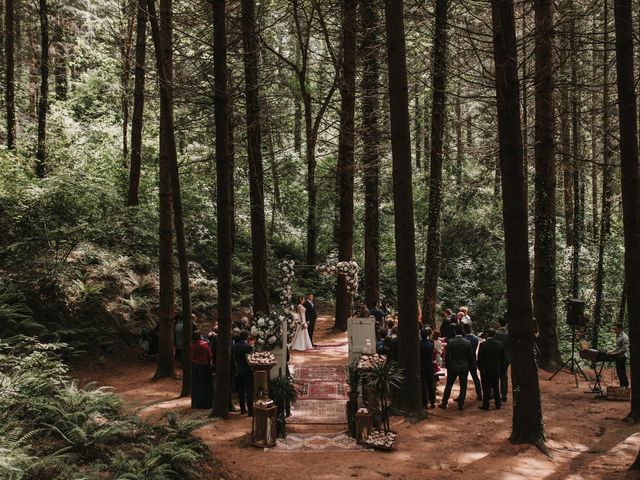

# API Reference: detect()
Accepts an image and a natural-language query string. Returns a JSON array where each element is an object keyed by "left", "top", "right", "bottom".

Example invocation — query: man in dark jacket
[
  {"left": 439, "top": 309, "right": 453, "bottom": 340},
  {"left": 304, "top": 293, "right": 318, "bottom": 346},
  {"left": 494, "top": 318, "right": 509, "bottom": 402},
  {"left": 439, "top": 324, "right": 475, "bottom": 410},
  {"left": 232, "top": 330, "right": 254, "bottom": 415},
  {"left": 419, "top": 328, "right": 437, "bottom": 409},
  {"left": 463, "top": 323, "right": 482, "bottom": 401},
  {"left": 477, "top": 329, "right": 506, "bottom": 410}
]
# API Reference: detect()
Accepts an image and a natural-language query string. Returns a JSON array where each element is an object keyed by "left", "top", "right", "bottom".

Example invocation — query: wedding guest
[
  {"left": 432, "top": 329, "right": 444, "bottom": 366},
  {"left": 477, "top": 329, "right": 505, "bottom": 410},
  {"left": 439, "top": 324, "right": 474, "bottom": 411},
  {"left": 175, "top": 315, "right": 184, "bottom": 360},
  {"left": 459, "top": 306, "right": 472, "bottom": 326},
  {"left": 463, "top": 323, "right": 482, "bottom": 401},
  {"left": 191, "top": 331, "right": 214, "bottom": 409},
  {"left": 494, "top": 318, "right": 510, "bottom": 402},
  {"left": 390, "top": 329, "right": 399, "bottom": 361},
  {"left": 380, "top": 301, "right": 391, "bottom": 319},
  {"left": 376, "top": 329, "right": 388, "bottom": 354},
  {"left": 356, "top": 301, "right": 370, "bottom": 318},
  {"left": 371, "top": 303, "right": 385, "bottom": 326},
  {"left": 304, "top": 293, "right": 318, "bottom": 346},
  {"left": 386, "top": 319, "right": 395, "bottom": 338},
  {"left": 439, "top": 309, "right": 453, "bottom": 340},
  {"left": 233, "top": 330, "right": 254, "bottom": 415},
  {"left": 420, "top": 328, "right": 437, "bottom": 409}
]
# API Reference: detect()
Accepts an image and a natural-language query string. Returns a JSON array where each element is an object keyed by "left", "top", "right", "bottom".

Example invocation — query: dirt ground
[{"left": 71, "top": 311, "right": 640, "bottom": 480}]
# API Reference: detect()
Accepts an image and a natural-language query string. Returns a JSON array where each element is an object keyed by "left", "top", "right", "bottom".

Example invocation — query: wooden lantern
[
  {"left": 355, "top": 410, "right": 373, "bottom": 445},
  {"left": 251, "top": 404, "right": 278, "bottom": 448}
]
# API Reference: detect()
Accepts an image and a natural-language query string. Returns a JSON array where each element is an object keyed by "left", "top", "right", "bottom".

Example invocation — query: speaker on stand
[{"left": 548, "top": 299, "right": 588, "bottom": 386}]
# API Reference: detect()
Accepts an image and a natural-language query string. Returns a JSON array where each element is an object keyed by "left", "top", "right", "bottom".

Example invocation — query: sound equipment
[
  {"left": 579, "top": 349, "right": 619, "bottom": 397},
  {"left": 566, "top": 298, "right": 586, "bottom": 327}
]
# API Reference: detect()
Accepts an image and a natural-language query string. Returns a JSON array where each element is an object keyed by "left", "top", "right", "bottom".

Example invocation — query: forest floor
[{"left": 71, "top": 309, "right": 640, "bottom": 480}]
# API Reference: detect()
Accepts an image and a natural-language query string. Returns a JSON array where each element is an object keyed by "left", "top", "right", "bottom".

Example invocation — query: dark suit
[
  {"left": 232, "top": 340, "right": 254, "bottom": 414},
  {"left": 420, "top": 339, "right": 436, "bottom": 407},
  {"left": 464, "top": 333, "right": 482, "bottom": 400},
  {"left": 304, "top": 300, "right": 317, "bottom": 344},
  {"left": 494, "top": 327, "right": 510, "bottom": 401},
  {"left": 439, "top": 316, "right": 453, "bottom": 339},
  {"left": 477, "top": 337, "right": 506, "bottom": 409},
  {"left": 441, "top": 335, "right": 475, "bottom": 408}
]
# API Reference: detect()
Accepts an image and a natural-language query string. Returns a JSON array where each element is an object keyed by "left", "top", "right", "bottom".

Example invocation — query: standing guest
[
  {"left": 304, "top": 293, "right": 318, "bottom": 346},
  {"left": 439, "top": 324, "right": 474, "bottom": 410},
  {"left": 417, "top": 301, "right": 423, "bottom": 324},
  {"left": 389, "top": 328, "right": 399, "bottom": 361},
  {"left": 356, "top": 301, "right": 371, "bottom": 318},
  {"left": 432, "top": 329, "right": 444, "bottom": 366},
  {"left": 477, "top": 329, "right": 505, "bottom": 410},
  {"left": 175, "top": 315, "right": 184, "bottom": 360},
  {"left": 420, "top": 328, "right": 437, "bottom": 409},
  {"left": 191, "top": 331, "right": 214, "bottom": 409},
  {"left": 459, "top": 306, "right": 472, "bottom": 326},
  {"left": 380, "top": 301, "right": 391, "bottom": 319},
  {"left": 371, "top": 303, "right": 384, "bottom": 326},
  {"left": 494, "top": 318, "right": 510, "bottom": 402},
  {"left": 608, "top": 323, "right": 630, "bottom": 388},
  {"left": 386, "top": 319, "right": 396, "bottom": 338},
  {"left": 463, "top": 323, "right": 482, "bottom": 400},
  {"left": 233, "top": 330, "right": 254, "bottom": 415},
  {"left": 439, "top": 309, "right": 453, "bottom": 340}
]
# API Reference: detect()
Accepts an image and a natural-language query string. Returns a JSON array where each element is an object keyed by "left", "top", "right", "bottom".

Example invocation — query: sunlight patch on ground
[{"left": 456, "top": 450, "right": 489, "bottom": 466}]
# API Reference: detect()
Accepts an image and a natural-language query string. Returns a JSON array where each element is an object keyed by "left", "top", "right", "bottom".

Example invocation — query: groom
[{"left": 304, "top": 293, "right": 317, "bottom": 346}]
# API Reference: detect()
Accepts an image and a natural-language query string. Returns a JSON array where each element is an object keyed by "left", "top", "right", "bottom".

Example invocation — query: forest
[{"left": 1, "top": 0, "right": 639, "bottom": 478}]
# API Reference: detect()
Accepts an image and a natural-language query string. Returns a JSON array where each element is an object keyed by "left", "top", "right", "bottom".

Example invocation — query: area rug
[
  {"left": 296, "top": 382, "right": 347, "bottom": 400},
  {"left": 292, "top": 365, "right": 347, "bottom": 383},
  {"left": 268, "top": 433, "right": 370, "bottom": 452},
  {"left": 288, "top": 399, "right": 348, "bottom": 424}
]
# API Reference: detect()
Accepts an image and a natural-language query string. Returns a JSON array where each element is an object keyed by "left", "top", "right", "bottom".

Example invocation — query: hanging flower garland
[
  {"left": 316, "top": 260, "right": 359, "bottom": 295},
  {"left": 278, "top": 260, "right": 295, "bottom": 310}
]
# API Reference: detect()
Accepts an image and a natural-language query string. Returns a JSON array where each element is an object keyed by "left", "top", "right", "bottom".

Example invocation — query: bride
[{"left": 289, "top": 296, "right": 314, "bottom": 351}]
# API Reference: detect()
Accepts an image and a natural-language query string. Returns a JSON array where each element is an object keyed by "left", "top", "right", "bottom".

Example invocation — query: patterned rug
[
  {"left": 296, "top": 382, "right": 347, "bottom": 400},
  {"left": 288, "top": 399, "right": 348, "bottom": 424},
  {"left": 292, "top": 365, "right": 347, "bottom": 383},
  {"left": 269, "top": 433, "right": 369, "bottom": 452}
]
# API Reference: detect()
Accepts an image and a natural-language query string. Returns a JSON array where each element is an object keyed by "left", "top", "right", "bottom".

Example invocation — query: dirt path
[{"left": 71, "top": 310, "right": 640, "bottom": 479}]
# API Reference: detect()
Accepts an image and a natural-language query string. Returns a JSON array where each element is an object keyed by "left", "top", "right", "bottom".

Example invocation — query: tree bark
[
  {"left": 241, "top": 0, "right": 270, "bottom": 315},
  {"left": 120, "top": 0, "right": 134, "bottom": 165},
  {"left": 384, "top": 0, "right": 422, "bottom": 417},
  {"left": 360, "top": 0, "right": 380, "bottom": 309},
  {"left": 533, "top": 0, "right": 560, "bottom": 369},
  {"left": 35, "top": 0, "right": 49, "bottom": 178},
  {"left": 491, "top": 0, "right": 545, "bottom": 446},
  {"left": 53, "top": 15, "right": 66, "bottom": 101},
  {"left": 211, "top": 0, "right": 233, "bottom": 418},
  {"left": 613, "top": 0, "right": 640, "bottom": 423},
  {"left": 414, "top": 94, "right": 421, "bottom": 169},
  {"left": 127, "top": 0, "right": 147, "bottom": 207},
  {"left": 4, "top": 0, "right": 15, "bottom": 149},
  {"left": 422, "top": 0, "right": 448, "bottom": 327},
  {"left": 334, "top": 0, "right": 357, "bottom": 331}
]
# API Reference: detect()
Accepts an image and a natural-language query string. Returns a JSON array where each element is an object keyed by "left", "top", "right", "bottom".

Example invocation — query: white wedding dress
[{"left": 289, "top": 304, "right": 313, "bottom": 351}]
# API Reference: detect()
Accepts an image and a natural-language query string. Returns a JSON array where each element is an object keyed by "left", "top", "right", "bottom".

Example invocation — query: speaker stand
[{"left": 548, "top": 324, "right": 588, "bottom": 387}]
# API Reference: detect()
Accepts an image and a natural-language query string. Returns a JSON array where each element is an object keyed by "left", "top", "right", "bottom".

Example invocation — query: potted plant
[
  {"left": 362, "top": 360, "right": 404, "bottom": 449},
  {"left": 345, "top": 362, "right": 361, "bottom": 437},
  {"left": 268, "top": 373, "right": 297, "bottom": 439}
]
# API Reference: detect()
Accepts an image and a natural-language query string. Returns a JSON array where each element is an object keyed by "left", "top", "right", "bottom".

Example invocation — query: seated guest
[
  {"left": 439, "top": 324, "right": 474, "bottom": 411},
  {"left": 356, "top": 301, "right": 371, "bottom": 318},
  {"left": 477, "top": 329, "right": 506, "bottom": 410},
  {"left": 389, "top": 330, "right": 399, "bottom": 361},
  {"left": 191, "top": 331, "right": 214, "bottom": 409},
  {"left": 386, "top": 319, "right": 395, "bottom": 338},
  {"left": 463, "top": 323, "right": 482, "bottom": 401},
  {"left": 376, "top": 329, "right": 388, "bottom": 354},
  {"left": 233, "top": 330, "right": 254, "bottom": 415},
  {"left": 371, "top": 303, "right": 384, "bottom": 326},
  {"left": 420, "top": 328, "right": 437, "bottom": 409},
  {"left": 381, "top": 336, "right": 393, "bottom": 358},
  {"left": 380, "top": 301, "right": 391, "bottom": 318}
]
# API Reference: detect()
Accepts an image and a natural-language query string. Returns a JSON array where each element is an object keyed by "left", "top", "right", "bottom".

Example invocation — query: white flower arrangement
[
  {"left": 316, "top": 263, "right": 337, "bottom": 277},
  {"left": 250, "top": 310, "right": 294, "bottom": 351},
  {"left": 278, "top": 260, "right": 295, "bottom": 309},
  {"left": 336, "top": 261, "right": 359, "bottom": 295}
]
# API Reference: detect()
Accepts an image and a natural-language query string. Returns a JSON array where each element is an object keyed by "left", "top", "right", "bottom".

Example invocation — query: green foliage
[
  {"left": 363, "top": 360, "right": 405, "bottom": 432},
  {"left": 0, "top": 337, "right": 210, "bottom": 480},
  {"left": 269, "top": 374, "right": 298, "bottom": 438}
]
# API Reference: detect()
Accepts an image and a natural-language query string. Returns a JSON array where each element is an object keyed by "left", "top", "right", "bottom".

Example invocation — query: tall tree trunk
[
  {"left": 146, "top": 0, "right": 185, "bottom": 382},
  {"left": 120, "top": 0, "right": 134, "bottom": 165},
  {"left": 593, "top": 0, "right": 614, "bottom": 348},
  {"left": 559, "top": 25, "right": 573, "bottom": 247},
  {"left": 613, "top": 0, "right": 640, "bottom": 424},
  {"left": 241, "top": 0, "right": 270, "bottom": 315},
  {"left": 455, "top": 85, "right": 463, "bottom": 182},
  {"left": 414, "top": 94, "right": 421, "bottom": 169},
  {"left": 384, "top": 0, "right": 422, "bottom": 417},
  {"left": 303, "top": 91, "right": 318, "bottom": 265},
  {"left": 127, "top": 0, "right": 147, "bottom": 207},
  {"left": 521, "top": 2, "right": 528, "bottom": 189},
  {"left": 335, "top": 0, "right": 357, "bottom": 331},
  {"left": 4, "top": 0, "right": 15, "bottom": 148},
  {"left": 211, "top": 0, "right": 233, "bottom": 418},
  {"left": 422, "top": 0, "right": 448, "bottom": 327},
  {"left": 53, "top": 15, "right": 66, "bottom": 101},
  {"left": 533, "top": 0, "right": 560, "bottom": 369},
  {"left": 35, "top": 0, "right": 49, "bottom": 178},
  {"left": 491, "top": 0, "right": 544, "bottom": 446},
  {"left": 361, "top": 0, "right": 380, "bottom": 309}
]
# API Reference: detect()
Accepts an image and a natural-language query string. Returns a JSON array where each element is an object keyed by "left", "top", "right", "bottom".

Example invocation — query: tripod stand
[{"left": 548, "top": 324, "right": 588, "bottom": 387}]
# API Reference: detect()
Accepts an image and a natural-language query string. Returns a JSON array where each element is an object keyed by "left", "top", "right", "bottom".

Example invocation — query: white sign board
[
  {"left": 270, "top": 316, "right": 288, "bottom": 379},
  {"left": 348, "top": 316, "right": 376, "bottom": 365}
]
